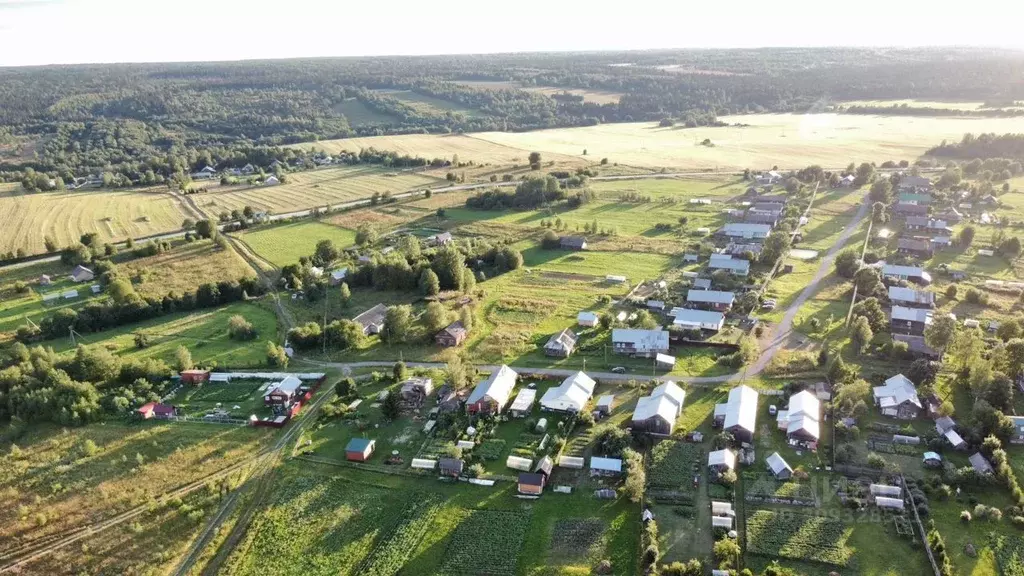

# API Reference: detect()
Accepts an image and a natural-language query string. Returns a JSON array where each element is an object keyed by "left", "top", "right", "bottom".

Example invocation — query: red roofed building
[
  {"left": 137, "top": 402, "right": 177, "bottom": 420},
  {"left": 180, "top": 369, "right": 210, "bottom": 385}
]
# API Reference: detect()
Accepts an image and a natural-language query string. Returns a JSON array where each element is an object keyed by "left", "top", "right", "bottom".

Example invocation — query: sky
[{"left": 2, "top": 0, "right": 1024, "bottom": 67}]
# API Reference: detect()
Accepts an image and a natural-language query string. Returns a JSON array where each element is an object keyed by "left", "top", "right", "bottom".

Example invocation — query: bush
[
  {"left": 1011, "top": 516, "right": 1024, "bottom": 529},
  {"left": 866, "top": 452, "right": 887, "bottom": 469},
  {"left": 960, "top": 510, "right": 972, "bottom": 522}
]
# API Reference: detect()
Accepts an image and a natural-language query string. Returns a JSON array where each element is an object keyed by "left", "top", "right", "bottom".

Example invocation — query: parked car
[{"left": 611, "top": 366, "right": 627, "bottom": 374}]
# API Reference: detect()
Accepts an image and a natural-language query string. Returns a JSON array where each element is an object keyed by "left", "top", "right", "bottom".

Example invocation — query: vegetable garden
[
  {"left": 745, "top": 509, "right": 853, "bottom": 567},
  {"left": 647, "top": 440, "right": 703, "bottom": 505},
  {"left": 550, "top": 519, "right": 605, "bottom": 559},
  {"left": 743, "top": 472, "right": 816, "bottom": 505},
  {"left": 438, "top": 510, "right": 531, "bottom": 576},
  {"left": 993, "top": 533, "right": 1024, "bottom": 576}
]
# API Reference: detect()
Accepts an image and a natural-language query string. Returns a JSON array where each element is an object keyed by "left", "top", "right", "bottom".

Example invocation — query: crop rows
[
  {"left": 745, "top": 510, "right": 852, "bottom": 566},
  {"left": 551, "top": 519, "right": 604, "bottom": 558},
  {"left": 359, "top": 496, "right": 442, "bottom": 576},
  {"left": 438, "top": 510, "right": 531, "bottom": 576},
  {"left": 743, "top": 473, "right": 815, "bottom": 501},
  {"left": 993, "top": 534, "right": 1024, "bottom": 576},
  {"left": 648, "top": 441, "right": 703, "bottom": 490}
]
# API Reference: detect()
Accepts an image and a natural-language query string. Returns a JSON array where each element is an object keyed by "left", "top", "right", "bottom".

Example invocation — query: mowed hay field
[
  {"left": 0, "top": 184, "right": 191, "bottom": 256},
  {"left": 301, "top": 113, "right": 1024, "bottom": 173},
  {"left": 121, "top": 241, "right": 256, "bottom": 297},
  {"left": 291, "top": 133, "right": 584, "bottom": 167},
  {"left": 191, "top": 166, "right": 446, "bottom": 216}
]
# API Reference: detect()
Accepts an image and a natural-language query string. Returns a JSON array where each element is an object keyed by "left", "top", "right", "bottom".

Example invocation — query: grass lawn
[
  {"left": 44, "top": 301, "right": 279, "bottom": 369},
  {"left": 171, "top": 379, "right": 277, "bottom": 419},
  {"left": 237, "top": 220, "right": 357, "bottom": 268},
  {"left": 331, "top": 98, "right": 397, "bottom": 126},
  {"left": 0, "top": 274, "right": 104, "bottom": 338}
]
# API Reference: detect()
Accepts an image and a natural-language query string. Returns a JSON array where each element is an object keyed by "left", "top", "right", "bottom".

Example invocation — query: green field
[
  {"left": 376, "top": 89, "right": 483, "bottom": 117},
  {"left": 237, "top": 220, "right": 357, "bottom": 267},
  {"left": 332, "top": 98, "right": 397, "bottom": 126},
  {"left": 0, "top": 183, "right": 192, "bottom": 256}
]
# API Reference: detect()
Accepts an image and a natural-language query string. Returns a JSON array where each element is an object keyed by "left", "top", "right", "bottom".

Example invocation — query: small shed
[
  {"left": 708, "top": 449, "right": 736, "bottom": 471},
  {"left": 875, "top": 496, "right": 905, "bottom": 510},
  {"left": 510, "top": 388, "right": 537, "bottom": 418},
  {"left": 180, "top": 369, "right": 210, "bottom": 384},
  {"left": 590, "top": 456, "right": 623, "bottom": 476},
  {"left": 596, "top": 395, "right": 615, "bottom": 416},
  {"left": 456, "top": 440, "right": 475, "bottom": 450},
  {"left": 345, "top": 438, "right": 375, "bottom": 462},
  {"left": 577, "top": 311, "right": 599, "bottom": 327},
  {"left": 507, "top": 456, "right": 533, "bottom": 471},
  {"left": 944, "top": 429, "right": 966, "bottom": 449},
  {"left": 519, "top": 473, "right": 546, "bottom": 495},
  {"left": 923, "top": 452, "right": 943, "bottom": 467},
  {"left": 766, "top": 452, "right": 793, "bottom": 480},
  {"left": 558, "top": 455, "right": 585, "bottom": 469},
  {"left": 970, "top": 452, "right": 994, "bottom": 475},
  {"left": 655, "top": 353, "right": 676, "bottom": 369},
  {"left": 439, "top": 458, "right": 464, "bottom": 477},
  {"left": 536, "top": 418, "right": 548, "bottom": 433}
]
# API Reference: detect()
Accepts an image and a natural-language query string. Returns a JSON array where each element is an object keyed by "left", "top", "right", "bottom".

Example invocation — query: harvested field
[
  {"left": 191, "top": 166, "right": 445, "bottom": 216},
  {"left": 331, "top": 98, "right": 397, "bottom": 125},
  {"left": 0, "top": 184, "right": 191, "bottom": 256}
]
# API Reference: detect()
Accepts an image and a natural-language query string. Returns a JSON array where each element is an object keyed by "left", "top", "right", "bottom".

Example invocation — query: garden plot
[
  {"left": 438, "top": 510, "right": 531, "bottom": 576},
  {"left": 171, "top": 379, "right": 273, "bottom": 418},
  {"left": 744, "top": 509, "right": 853, "bottom": 567},
  {"left": 648, "top": 440, "right": 704, "bottom": 498},
  {"left": 742, "top": 472, "right": 816, "bottom": 505},
  {"left": 550, "top": 519, "right": 606, "bottom": 560}
]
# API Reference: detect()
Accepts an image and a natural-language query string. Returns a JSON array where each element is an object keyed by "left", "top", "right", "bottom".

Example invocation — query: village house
[
  {"left": 399, "top": 377, "right": 434, "bottom": 403},
  {"left": 137, "top": 402, "right": 176, "bottom": 420},
  {"left": 353, "top": 303, "right": 388, "bottom": 335},
  {"left": 745, "top": 210, "right": 778, "bottom": 226},
  {"left": 892, "top": 334, "right": 940, "bottom": 358},
  {"left": 631, "top": 381, "right": 686, "bottom": 435},
  {"left": 685, "top": 289, "right": 735, "bottom": 311},
  {"left": 439, "top": 458, "right": 464, "bottom": 478},
  {"left": 776, "top": 390, "right": 821, "bottom": 443},
  {"left": 970, "top": 453, "right": 994, "bottom": 475},
  {"left": 596, "top": 395, "right": 615, "bottom": 416},
  {"left": 264, "top": 175, "right": 280, "bottom": 186},
  {"left": 755, "top": 170, "right": 782, "bottom": 185},
  {"left": 935, "top": 416, "right": 966, "bottom": 449},
  {"left": 894, "top": 203, "right": 930, "bottom": 218},
  {"left": 329, "top": 268, "right": 348, "bottom": 286},
  {"left": 758, "top": 194, "right": 788, "bottom": 204},
  {"left": 670, "top": 308, "right": 725, "bottom": 331},
  {"left": 559, "top": 236, "right": 588, "bottom": 250},
  {"left": 905, "top": 217, "right": 953, "bottom": 235},
  {"left": 264, "top": 376, "right": 303, "bottom": 406},
  {"left": 838, "top": 174, "right": 856, "bottom": 187},
  {"left": 577, "top": 311, "right": 599, "bottom": 327},
  {"left": 612, "top": 329, "right": 670, "bottom": 357},
  {"left": 540, "top": 371, "right": 595, "bottom": 413},
  {"left": 873, "top": 374, "right": 922, "bottom": 419},
  {"left": 1009, "top": 416, "right": 1024, "bottom": 444},
  {"left": 69, "top": 265, "right": 94, "bottom": 283},
  {"left": 897, "top": 238, "right": 933, "bottom": 258},
  {"left": 466, "top": 365, "right": 518, "bottom": 414},
  {"left": 888, "top": 286, "right": 935, "bottom": 308},
  {"left": 693, "top": 278, "right": 713, "bottom": 290},
  {"left": 766, "top": 452, "right": 793, "bottom": 480},
  {"left": 897, "top": 192, "right": 933, "bottom": 205},
  {"left": 429, "top": 232, "right": 454, "bottom": 246},
  {"left": 345, "top": 438, "right": 375, "bottom": 462},
  {"left": 753, "top": 202, "right": 786, "bottom": 213},
  {"left": 437, "top": 386, "right": 465, "bottom": 413},
  {"left": 881, "top": 264, "right": 932, "bottom": 285},
  {"left": 708, "top": 254, "right": 751, "bottom": 276},
  {"left": 933, "top": 208, "right": 962, "bottom": 224},
  {"left": 724, "top": 243, "right": 763, "bottom": 258},
  {"left": 891, "top": 306, "right": 933, "bottom": 336},
  {"left": 435, "top": 321, "right": 468, "bottom": 347},
  {"left": 719, "top": 223, "right": 771, "bottom": 240},
  {"left": 190, "top": 165, "right": 218, "bottom": 180},
  {"left": 544, "top": 328, "right": 578, "bottom": 357},
  {"left": 897, "top": 175, "right": 933, "bottom": 192},
  {"left": 519, "top": 456, "right": 554, "bottom": 495},
  {"left": 714, "top": 385, "right": 759, "bottom": 443}
]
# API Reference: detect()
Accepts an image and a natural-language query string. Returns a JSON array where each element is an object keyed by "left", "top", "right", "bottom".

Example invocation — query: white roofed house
[
  {"left": 708, "top": 449, "right": 737, "bottom": 472},
  {"left": 353, "top": 303, "right": 388, "bottom": 335},
  {"left": 890, "top": 306, "right": 933, "bottom": 336},
  {"left": 540, "top": 372, "right": 596, "bottom": 413},
  {"left": 69, "top": 265, "right": 94, "bottom": 283},
  {"left": 708, "top": 254, "right": 751, "bottom": 276},
  {"left": 881, "top": 264, "right": 932, "bottom": 285},
  {"left": 577, "top": 311, "right": 599, "bottom": 327},
  {"left": 544, "top": 328, "right": 578, "bottom": 358},
  {"left": 777, "top": 390, "right": 821, "bottom": 444},
  {"left": 670, "top": 308, "right": 725, "bottom": 332},
  {"left": 631, "top": 381, "right": 685, "bottom": 436},
  {"left": 612, "top": 329, "right": 670, "bottom": 358},
  {"left": 714, "top": 385, "right": 759, "bottom": 443},
  {"left": 719, "top": 223, "right": 771, "bottom": 240},
  {"left": 466, "top": 365, "right": 518, "bottom": 414},
  {"left": 873, "top": 374, "right": 922, "bottom": 419},
  {"left": 686, "top": 289, "right": 735, "bottom": 311},
  {"left": 264, "top": 376, "right": 303, "bottom": 405}
]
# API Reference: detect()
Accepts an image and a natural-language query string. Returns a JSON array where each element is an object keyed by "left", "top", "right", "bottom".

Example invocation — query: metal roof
[
  {"left": 708, "top": 449, "right": 736, "bottom": 469},
  {"left": 722, "top": 385, "right": 759, "bottom": 434},
  {"left": 686, "top": 290, "right": 735, "bottom": 305},
  {"left": 590, "top": 456, "right": 623, "bottom": 472},
  {"left": 873, "top": 374, "right": 922, "bottom": 409},
  {"left": 540, "top": 372, "right": 595, "bottom": 412},
  {"left": 466, "top": 365, "right": 518, "bottom": 407},
  {"left": 766, "top": 451, "right": 792, "bottom": 475},
  {"left": 892, "top": 306, "right": 933, "bottom": 324},
  {"left": 672, "top": 309, "right": 725, "bottom": 329},
  {"left": 612, "top": 329, "right": 669, "bottom": 350},
  {"left": 888, "top": 286, "right": 934, "bottom": 305},
  {"left": 510, "top": 388, "right": 537, "bottom": 412},
  {"left": 345, "top": 438, "right": 375, "bottom": 452}
]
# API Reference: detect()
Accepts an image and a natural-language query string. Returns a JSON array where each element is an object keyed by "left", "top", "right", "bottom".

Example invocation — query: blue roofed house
[{"left": 1010, "top": 416, "right": 1024, "bottom": 444}]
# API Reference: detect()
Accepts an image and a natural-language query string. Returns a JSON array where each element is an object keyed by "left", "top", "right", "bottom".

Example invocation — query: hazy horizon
[{"left": 3, "top": 0, "right": 1024, "bottom": 67}]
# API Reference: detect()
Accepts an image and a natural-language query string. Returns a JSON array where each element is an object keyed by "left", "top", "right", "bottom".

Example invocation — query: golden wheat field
[
  {"left": 190, "top": 165, "right": 447, "bottom": 216},
  {"left": 0, "top": 184, "right": 191, "bottom": 255},
  {"left": 293, "top": 133, "right": 584, "bottom": 166}
]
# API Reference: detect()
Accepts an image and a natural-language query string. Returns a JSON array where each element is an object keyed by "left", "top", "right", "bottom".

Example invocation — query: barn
[
  {"left": 180, "top": 369, "right": 210, "bottom": 384},
  {"left": 137, "top": 402, "right": 176, "bottom": 420},
  {"left": 345, "top": 438, "right": 375, "bottom": 462}
]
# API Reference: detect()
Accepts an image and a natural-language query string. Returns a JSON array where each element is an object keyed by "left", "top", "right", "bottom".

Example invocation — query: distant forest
[{"left": 4, "top": 47, "right": 1024, "bottom": 183}]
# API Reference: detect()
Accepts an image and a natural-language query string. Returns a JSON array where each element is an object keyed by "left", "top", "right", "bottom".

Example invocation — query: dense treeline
[
  {"left": 927, "top": 133, "right": 1024, "bottom": 160},
  {"left": 0, "top": 342, "right": 173, "bottom": 426},
  {"left": 5, "top": 48, "right": 1024, "bottom": 183}
]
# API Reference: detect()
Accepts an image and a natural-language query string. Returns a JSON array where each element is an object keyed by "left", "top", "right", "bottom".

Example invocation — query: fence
[{"left": 903, "top": 474, "right": 943, "bottom": 576}]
